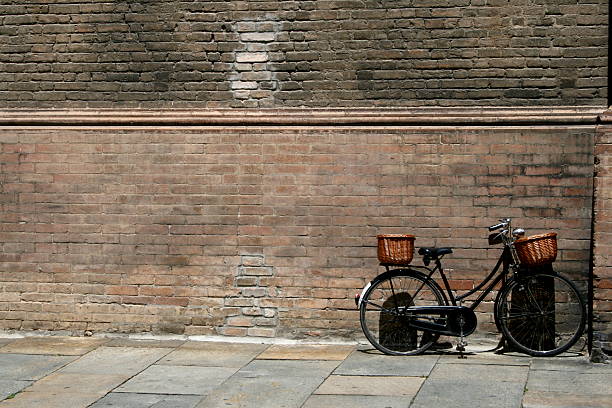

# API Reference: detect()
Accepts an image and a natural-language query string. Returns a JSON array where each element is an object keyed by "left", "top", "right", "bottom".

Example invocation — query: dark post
[{"left": 509, "top": 265, "right": 556, "bottom": 351}]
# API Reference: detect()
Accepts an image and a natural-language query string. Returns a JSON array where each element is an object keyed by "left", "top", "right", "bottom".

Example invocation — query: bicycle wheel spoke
[
  {"left": 525, "top": 286, "right": 545, "bottom": 314},
  {"left": 500, "top": 311, "right": 543, "bottom": 320},
  {"left": 505, "top": 316, "right": 532, "bottom": 341},
  {"left": 540, "top": 315, "right": 556, "bottom": 347},
  {"left": 362, "top": 300, "right": 389, "bottom": 313}
]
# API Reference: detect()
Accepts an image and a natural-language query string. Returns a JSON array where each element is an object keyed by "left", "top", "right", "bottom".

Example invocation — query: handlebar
[{"left": 488, "top": 222, "right": 506, "bottom": 232}]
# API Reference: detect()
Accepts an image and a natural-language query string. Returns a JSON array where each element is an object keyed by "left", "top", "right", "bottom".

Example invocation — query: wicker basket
[
  {"left": 377, "top": 234, "right": 415, "bottom": 265},
  {"left": 514, "top": 232, "right": 558, "bottom": 267}
]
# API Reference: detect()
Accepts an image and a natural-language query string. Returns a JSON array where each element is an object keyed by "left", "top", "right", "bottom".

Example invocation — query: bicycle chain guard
[
  {"left": 447, "top": 307, "right": 478, "bottom": 337},
  {"left": 406, "top": 305, "right": 478, "bottom": 337}
]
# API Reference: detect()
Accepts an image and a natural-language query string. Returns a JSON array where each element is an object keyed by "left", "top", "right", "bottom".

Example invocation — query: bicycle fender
[{"left": 356, "top": 281, "right": 372, "bottom": 309}]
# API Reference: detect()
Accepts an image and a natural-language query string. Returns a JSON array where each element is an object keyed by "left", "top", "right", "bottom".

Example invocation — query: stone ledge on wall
[{"left": 0, "top": 106, "right": 605, "bottom": 127}]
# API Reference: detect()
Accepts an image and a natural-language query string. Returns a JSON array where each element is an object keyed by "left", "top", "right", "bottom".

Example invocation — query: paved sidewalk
[{"left": 0, "top": 334, "right": 610, "bottom": 408}]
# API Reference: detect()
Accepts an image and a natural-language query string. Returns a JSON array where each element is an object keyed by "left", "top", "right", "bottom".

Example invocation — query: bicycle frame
[
  {"left": 408, "top": 246, "right": 514, "bottom": 310},
  {"left": 426, "top": 218, "right": 524, "bottom": 309}
]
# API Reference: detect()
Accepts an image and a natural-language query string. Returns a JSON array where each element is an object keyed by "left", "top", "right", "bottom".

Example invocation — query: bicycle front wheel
[
  {"left": 359, "top": 269, "right": 446, "bottom": 356},
  {"left": 496, "top": 272, "right": 586, "bottom": 357}
]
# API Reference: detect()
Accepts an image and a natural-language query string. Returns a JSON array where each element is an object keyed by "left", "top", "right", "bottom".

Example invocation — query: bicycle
[{"left": 355, "top": 218, "right": 587, "bottom": 357}]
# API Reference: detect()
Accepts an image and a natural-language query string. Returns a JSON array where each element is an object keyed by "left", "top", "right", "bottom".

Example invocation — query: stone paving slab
[
  {"left": 526, "top": 369, "right": 612, "bottom": 396},
  {"left": 314, "top": 375, "right": 424, "bottom": 397},
  {"left": 177, "top": 341, "right": 267, "bottom": 352},
  {"left": 0, "top": 390, "right": 107, "bottom": 408},
  {"left": 60, "top": 346, "right": 171, "bottom": 376},
  {"left": 89, "top": 392, "right": 203, "bottom": 408},
  {"left": 301, "top": 394, "right": 410, "bottom": 408},
  {"left": 196, "top": 374, "right": 327, "bottom": 408},
  {"left": 234, "top": 359, "right": 340, "bottom": 379},
  {"left": 104, "top": 338, "right": 186, "bottom": 349},
  {"left": 0, "top": 381, "right": 32, "bottom": 401},
  {"left": 334, "top": 349, "right": 438, "bottom": 377},
  {"left": 256, "top": 344, "right": 355, "bottom": 361},
  {"left": 14, "top": 372, "right": 126, "bottom": 394},
  {"left": 0, "top": 339, "right": 14, "bottom": 349},
  {"left": 410, "top": 363, "right": 528, "bottom": 408},
  {"left": 0, "top": 373, "right": 127, "bottom": 408},
  {"left": 522, "top": 391, "right": 612, "bottom": 408},
  {"left": 437, "top": 351, "right": 532, "bottom": 366},
  {"left": 0, "top": 336, "right": 108, "bottom": 356},
  {"left": 159, "top": 341, "right": 267, "bottom": 368},
  {"left": 195, "top": 360, "right": 339, "bottom": 408},
  {"left": 0, "top": 354, "right": 76, "bottom": 380},
  {"left": 529, "top": 356, "right": 609, "bottom": 372},
  {"left": 116, "top": 365, "right": 239, "bottom": 395}
]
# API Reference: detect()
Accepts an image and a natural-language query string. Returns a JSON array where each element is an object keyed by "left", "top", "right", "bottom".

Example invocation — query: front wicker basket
[
  {"left": 514, "top": 232, "right": 558, "bottom": 267},
  {"left": 377, "top": 234, "right": 415, "bottom": 265}
]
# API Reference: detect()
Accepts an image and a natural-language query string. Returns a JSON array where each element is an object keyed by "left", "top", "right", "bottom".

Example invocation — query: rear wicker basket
[
  {"left": 377, "top": 234, "right": 415, "bottom": 265},
  {"left": 514, "top": 232, "right": 558, "bottom": 267}
]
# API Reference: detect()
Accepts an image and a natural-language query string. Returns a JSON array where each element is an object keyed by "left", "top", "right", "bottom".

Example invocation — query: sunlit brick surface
[{"left": 0, "top": 121, "right": 595, "bottom": 339}]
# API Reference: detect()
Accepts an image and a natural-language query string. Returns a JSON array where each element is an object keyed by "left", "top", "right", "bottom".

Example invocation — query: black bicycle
[{"left": 356, "top": 219, "right": 586, "bottom": 357}]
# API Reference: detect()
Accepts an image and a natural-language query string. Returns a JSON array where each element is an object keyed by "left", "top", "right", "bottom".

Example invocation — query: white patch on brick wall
[
  {"left": 230, "top": 16, "right": 280, "bottom": 107},
  {"left": 222, "top": 255, "right": 278, "bottom": 337}
]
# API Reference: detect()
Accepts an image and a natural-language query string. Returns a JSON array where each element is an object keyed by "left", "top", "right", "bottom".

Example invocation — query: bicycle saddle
[{"left": 418, "top": 247, "right": 453, "bottom": 258}]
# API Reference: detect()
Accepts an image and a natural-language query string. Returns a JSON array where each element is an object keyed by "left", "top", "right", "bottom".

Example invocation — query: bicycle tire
[
  {"left": 495, "top": 272, "right": 586, "bottom": 357},
  {"left": 359, "top": 269, "right": 447, "bottom": 356}
]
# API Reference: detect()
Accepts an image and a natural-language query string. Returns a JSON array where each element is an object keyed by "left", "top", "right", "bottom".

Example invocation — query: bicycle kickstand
[{"left": 456, "top": 308, "right": 468, "bottom": 359}]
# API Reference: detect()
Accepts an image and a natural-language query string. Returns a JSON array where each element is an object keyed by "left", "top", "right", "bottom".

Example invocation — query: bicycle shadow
[
  {"left": 357, "top": 334, "right": 587, "bottom": 359},
  {"left": 356, "top": 346, "right": 585, "bottom": 359}
]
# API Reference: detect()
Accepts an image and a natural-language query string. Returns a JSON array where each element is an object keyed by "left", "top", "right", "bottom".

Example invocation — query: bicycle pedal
[
  {"left": 456, "top": 344, "right": 467, "bottom": 359},
  {"left": 456, "top": 341, "right": 468, "bottom": 351}
]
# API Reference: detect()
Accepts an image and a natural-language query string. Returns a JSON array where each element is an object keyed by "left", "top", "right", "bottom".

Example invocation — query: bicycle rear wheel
[
  {"left": 359, "top": 269, "right": 446, "bottom": 356},
  {"left": 496, "top": 272, "right": 586, "bottom": 357}
]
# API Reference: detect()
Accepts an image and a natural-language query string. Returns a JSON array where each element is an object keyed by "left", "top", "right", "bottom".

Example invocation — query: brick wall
[
  {"left": 594, "top": 114, "right": 612, "bottom": 353},
  {"left": 0, "top": 0, "right": 607, "bottom": 108},
  {"left": 0, "top": 109, "right": 597, "bottom": 340}
]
